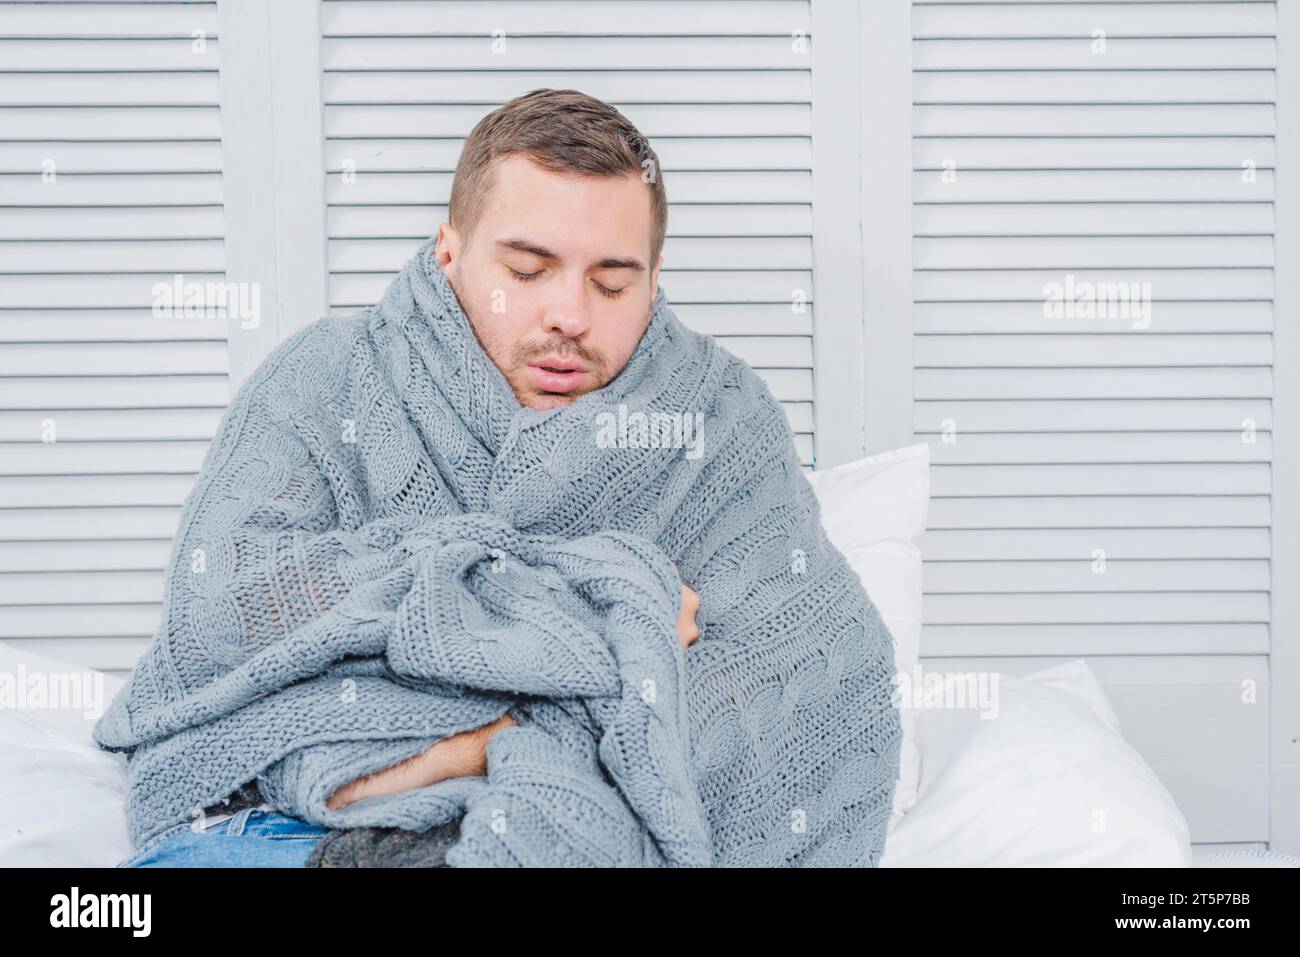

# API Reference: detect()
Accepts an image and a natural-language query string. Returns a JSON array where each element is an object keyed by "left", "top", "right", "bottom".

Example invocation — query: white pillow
[
  {"left": 806, "top": 443, "right": 929, "bottom": 831},
  {"left": 0, "top": 640, "right": 124, "bottom": 747},
  {"left": 880, "top": 659, "right": 1194, "bottom": 867}
]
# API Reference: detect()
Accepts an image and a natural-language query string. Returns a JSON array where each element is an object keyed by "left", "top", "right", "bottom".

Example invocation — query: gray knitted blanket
[{"left": 93, "top": 237, "right": 901, "bottom": 866}]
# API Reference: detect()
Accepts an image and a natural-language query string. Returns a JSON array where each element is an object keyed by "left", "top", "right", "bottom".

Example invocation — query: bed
[
  {"left": 2, "top": 444, "right": 1293, "bottom": 868},
  {"left": 3, "top": 635, "right": 1287, "bottom": 868}
]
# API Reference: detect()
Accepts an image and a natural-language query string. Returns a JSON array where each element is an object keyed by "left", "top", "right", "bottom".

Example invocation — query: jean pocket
[{"left": 242, "top": 810, "right": 330, "bottom": 840}]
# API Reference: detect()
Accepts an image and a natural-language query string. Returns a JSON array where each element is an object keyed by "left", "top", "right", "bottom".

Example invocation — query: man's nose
[{"left": 541, "top": 277, "right": 592, "bottom": 339}]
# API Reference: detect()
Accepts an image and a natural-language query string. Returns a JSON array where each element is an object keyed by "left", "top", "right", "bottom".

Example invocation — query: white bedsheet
[{"left": 1, "top": 641, "right": 1205, "bottom": 868}]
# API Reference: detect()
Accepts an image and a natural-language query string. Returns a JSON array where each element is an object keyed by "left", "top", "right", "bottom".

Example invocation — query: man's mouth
[{"left": 524, "top": 357, "right": 589, "bottom": 394}]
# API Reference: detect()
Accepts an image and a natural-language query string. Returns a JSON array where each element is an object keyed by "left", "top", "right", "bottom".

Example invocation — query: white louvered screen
[
  {"left": 913, "top": 1, "right": 1275, "bottom": 657},
  {"left": 320, "top": 0, "right": 816, "bottom": 466},
  {"left": 0, "top": 1, "right": 228, "bottom": 673},
  {"left": 909, "top": 1, "right": 1278, "bottom": 841}
]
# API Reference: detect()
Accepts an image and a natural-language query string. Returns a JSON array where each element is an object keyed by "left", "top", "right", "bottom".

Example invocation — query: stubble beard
[{"left": 447, "top": 262, "right": 616, "bottom": 410}]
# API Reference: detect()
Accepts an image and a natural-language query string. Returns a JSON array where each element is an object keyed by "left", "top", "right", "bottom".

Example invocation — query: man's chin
[
  {"left": 517, "top": 389, "right": 582, "bottom": 411},
  {"left": 512, "top": 376, "right": 608, "bottom": 411}
]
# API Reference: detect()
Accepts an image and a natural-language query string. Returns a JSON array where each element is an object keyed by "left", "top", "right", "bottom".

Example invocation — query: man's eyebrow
[{"left": 495, "top": 238, "right": 645, "bottom": 272}]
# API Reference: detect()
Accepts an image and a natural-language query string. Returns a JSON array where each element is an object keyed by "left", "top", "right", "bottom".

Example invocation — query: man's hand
[
  {"left": 324, "top": 711, "right": 517, "bottom": 811},
  {"left": 678, "top": 582, "right": 701, "bottom": 649}
]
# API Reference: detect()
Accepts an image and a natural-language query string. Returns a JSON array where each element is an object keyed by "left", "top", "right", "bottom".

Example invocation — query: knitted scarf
[{"left": 93, "top": 237, "right": 902, "bottom": 866}]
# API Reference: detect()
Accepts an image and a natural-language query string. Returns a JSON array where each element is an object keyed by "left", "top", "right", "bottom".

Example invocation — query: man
[
  {"left": 98, "top": 89, "right": 901, "bottom": 868},
  {"left": 323, "top": 106, "right": 703, "bottom": 815}
]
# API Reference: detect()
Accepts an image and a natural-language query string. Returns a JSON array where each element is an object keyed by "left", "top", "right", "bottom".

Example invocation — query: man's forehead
[{"left": 480, "top": 154, "right": 654, "bottom": 269}]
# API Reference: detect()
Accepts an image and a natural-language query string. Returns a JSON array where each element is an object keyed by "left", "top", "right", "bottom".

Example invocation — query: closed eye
[{"left": 508, "top": 265, "right": 624, "bottom": 299}]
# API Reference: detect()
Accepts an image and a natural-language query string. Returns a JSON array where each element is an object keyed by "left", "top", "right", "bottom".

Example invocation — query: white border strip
[
  {"left": 1270, "top": 0, "right": 1299, "bottom": 856},
  {"left": 859, "top": 0, "right": 915, "bottom": 457},
  {"left": 217, "top": 0, "right": 328, "bottom": 388},
  {"left": 810, "top": 0, "right": 866, "bottom": 468}
]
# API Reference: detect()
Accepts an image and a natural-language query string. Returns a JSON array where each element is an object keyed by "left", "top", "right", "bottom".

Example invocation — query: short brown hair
[{"left": 448, "top": 88, "right": 668, "bottom": 268}]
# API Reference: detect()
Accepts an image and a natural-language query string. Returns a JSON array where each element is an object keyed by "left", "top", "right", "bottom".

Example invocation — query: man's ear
[
  {"left": 651, "top": 253, "right": 664, "bottom": 294},
  {"left": 434, "top": 223, "right": 460, "bottom": 268}
]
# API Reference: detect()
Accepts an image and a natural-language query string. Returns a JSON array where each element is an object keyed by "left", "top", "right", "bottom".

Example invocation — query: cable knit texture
[{"left": 93, "top": 237, "right": 902, "bottom": 866}]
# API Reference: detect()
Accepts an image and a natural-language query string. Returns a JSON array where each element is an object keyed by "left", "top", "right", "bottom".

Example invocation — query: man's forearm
[{"left": 324, "top": 713, "right": 514, "bottom": 810}]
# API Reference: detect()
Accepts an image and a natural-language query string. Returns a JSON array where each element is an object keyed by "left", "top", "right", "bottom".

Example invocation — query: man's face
[{"left": 433, "top": 153, "right": 663, "bottom": 411}]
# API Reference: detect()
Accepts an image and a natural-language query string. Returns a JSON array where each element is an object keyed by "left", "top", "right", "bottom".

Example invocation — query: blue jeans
[{"left": 118, "top": 806, "right": 329, "bottom": 868}]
